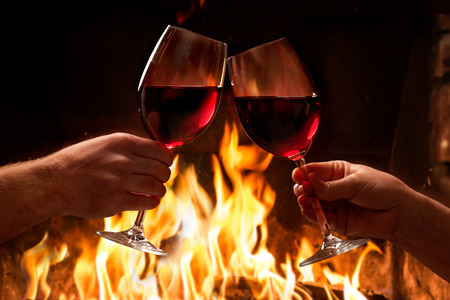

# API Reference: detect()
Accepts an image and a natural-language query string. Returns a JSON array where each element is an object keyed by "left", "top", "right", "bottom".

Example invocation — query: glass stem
[
  {"left": 134, "top": 210, "right": 146, "bottom": 229},
  {"left": 295, "top": 158, "right": 332, "bottom": 238}
]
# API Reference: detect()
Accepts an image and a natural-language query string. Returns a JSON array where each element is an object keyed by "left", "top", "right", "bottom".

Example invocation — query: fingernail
[
  {"left": 294, "top": 184, "right": 303, "bottom": 196},
  {"left": 297, "top": 196, "right": 303, "bottom": 210}
]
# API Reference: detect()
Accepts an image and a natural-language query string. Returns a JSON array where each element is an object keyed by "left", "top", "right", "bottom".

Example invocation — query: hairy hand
[{"left": 47, "top": 133, "right": 174, "bottom": 218}]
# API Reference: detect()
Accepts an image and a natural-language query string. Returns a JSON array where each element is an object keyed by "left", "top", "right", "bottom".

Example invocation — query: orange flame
[
  {"left": 296, "top": 238, "right": 315, "bottom": 282},
  {"left": 21, "top": 232, "right": 68, "bottom": 300},
  {"left": 323, "top": 241, "right": 383, "bottom": 299},
  {"left": 20, "top": 121, "right": 382, "bottom": 299},
  {"left": 175, "top": 0, "right": 206, "bottom": 25}
]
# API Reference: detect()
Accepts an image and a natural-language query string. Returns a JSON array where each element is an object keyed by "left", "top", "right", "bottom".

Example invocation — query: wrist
[
  {"left": 389, "top": 189, "right": 450, "bottom": 281},
  {"left": 17, "top": 155, "right": 67, "bottom": 219},
  {"left": 36, "top": 153, "right": 71, "bottom": 217},
  {"left": 0, "top": 157, "right": 63, "bottom": 242},
  {"left": 388, "top": 187, "right": 424, "bottom": 244}
]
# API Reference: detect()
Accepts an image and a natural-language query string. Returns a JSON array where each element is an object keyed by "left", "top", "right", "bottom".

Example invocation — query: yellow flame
[
  {"left": 295, "top": 238, "right": 315, "bottom": 282},
  {"left": 73, "top": 237, "right": 98, "bottom": 299},
  {"left": 344, "top": 275, "right": 367, "bottom": 300},
  {"left": 323, "top": 241, "right": 382, "bottom": 300},
  {"left": 21, "top": 232, "right": 68, "bottom": 300},
  {"left": 323, "top": 266, "right": 345, "bottom": 285},
  {"left": 21, "top": 121, "right": 384, "bottom": 299},
  {"left": 351, "top": 241, "right": 382, "bottom": 289}
]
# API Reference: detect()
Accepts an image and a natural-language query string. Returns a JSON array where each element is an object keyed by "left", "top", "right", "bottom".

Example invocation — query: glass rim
[
  {"left": 227, "top": 37, "right": 288, "bottom": 60},
  {"left": 138, "top": 25, "right": 227, "bottom": 89},
  {"left": 165, "top": 25, "right": 227, "bottom": 46}
]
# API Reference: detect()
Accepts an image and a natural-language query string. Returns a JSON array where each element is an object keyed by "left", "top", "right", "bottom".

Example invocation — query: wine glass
[
  {"left": 96, "top": 25, "right": 227, "bottom": 256},
  {"left": 227, "top": 38, "right": 369, "bottom": 266}
]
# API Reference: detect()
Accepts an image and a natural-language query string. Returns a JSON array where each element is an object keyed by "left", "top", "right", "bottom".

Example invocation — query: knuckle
[
  {"left": 110, "top": 153, "right": 130, "bottom": 167},
  {"left": 145, "top": 176, "right": 166, "bottom": 198},
  {"left": 159, "top": 148, "right": 175, "bottom": 166},
  {"left": 154, "top": 183, "right": 166, "bottom": 198},
  {"left": 162, "top": 167, "right": 172, "bottom": 182},
  {"left": 153, "top": 161, "right": 172, "bottom": 182},
  {"left": 108, "top": 132, "right": 135, "bottom": 148},
  {"left": 325, "top": 181, "right": 334, "bottom": 200}
]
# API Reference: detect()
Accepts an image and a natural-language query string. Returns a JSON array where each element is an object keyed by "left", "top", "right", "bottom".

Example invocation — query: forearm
[
  {"left": 391, "top": 189, "right": 450, "bottom": 282},
  {"left": 0, "top": 157, "right": 62, "bottom": 243}
]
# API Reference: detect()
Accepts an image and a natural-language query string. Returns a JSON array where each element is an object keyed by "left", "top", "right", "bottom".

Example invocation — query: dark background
[{"left": 1, "top": 0, "right": 448, "bottom": 195}]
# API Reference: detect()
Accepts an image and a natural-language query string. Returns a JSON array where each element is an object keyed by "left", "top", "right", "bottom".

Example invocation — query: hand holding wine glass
[
  {"left": 293, "top": 161, "right": 402, "bottom": 240},
  {"left": 293, "top": 160, "right": 450, "bottom": 282},
  {"left": 228, "top": 38, "right": 369, "bottom": 266},
  {"left": 97, "top": 25, "right": 227, "bottom": 255}
]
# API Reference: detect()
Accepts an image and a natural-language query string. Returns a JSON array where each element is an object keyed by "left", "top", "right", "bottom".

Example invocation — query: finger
[
  {"left": 298, "top": 191, "right": 338, "bottom": 211},
  {"left": 121, "top": 193, "right": 161, "bottom": 211},
  {"left": 299, "top": 207, "right": 318, "bottom": 224},
  {"left": 322, "top": 211, "right": 338, "bottom": 232},
  {"left": 298, "top": 194, "right": 312, "bottom": 209},
  {"left": 292, "top": 167, "right": 308, "bottom": 184},
  {"left": 297, "top": 195, "right": 317, "bottom": 223},
  {"left": 293, "top": 180, "right": 313, "bottom": 197},
  {"left": 301, "top": 180, "right": 313, "bottom": 195},
  {"left": 308, "top": 172, "right": 359, "bottom": 201},
  {"left": 304, "top": 161, "right": 349, "bottom": 181},
  {"left": 97, "top": 192, "right": 162, "bottom": 217},
  {"left": 126, "top": 174, "right": 167, "bottom": 199},
  {"left": 131, "top": 157, "right": 172, "bottom": 183},
  {"left": 133, "top": 138, "right": 174, "bottom": 166},
  {"left": 293, "top": 183, "right": 303, "bottom": 197},
  {"left": 298, "top": 195, "right": 338, "bottom": 231}
]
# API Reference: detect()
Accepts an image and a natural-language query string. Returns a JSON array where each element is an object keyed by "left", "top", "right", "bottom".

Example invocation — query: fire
[
  {"left": 295, "top": 238, "right": 315, "bottom": 282},
  {"left": 323, "top": 241, "right": 383, "bottom": 299},
  {"left": 20, "top": 121, "right": 382, "bottom": 299},
  {"left": 175, "top": 0, "right": 206, "bottom": 25},
  {"left": 21, "top": 232, "right": 68, "bottom": 300}
]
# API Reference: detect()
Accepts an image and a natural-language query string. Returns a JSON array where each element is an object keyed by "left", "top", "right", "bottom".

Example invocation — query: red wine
[
  {"left": 234, "top": 96, "right": 320, "bottom": 159},
  {"left": 138, "top": 86, "right": 221, "bottom": 148}
]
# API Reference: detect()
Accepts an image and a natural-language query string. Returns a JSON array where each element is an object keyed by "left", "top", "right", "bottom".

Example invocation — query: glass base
[
  {"left": 299, "top": 234, "right": 369, "bottom": 267},
  {"left": 96, "top": 226, "right": 168, "bottom": 256}
]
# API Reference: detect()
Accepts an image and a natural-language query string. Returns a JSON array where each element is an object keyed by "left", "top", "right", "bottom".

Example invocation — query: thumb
[{"left": 308, "top": 172, "right": 358, "bottom": 201}]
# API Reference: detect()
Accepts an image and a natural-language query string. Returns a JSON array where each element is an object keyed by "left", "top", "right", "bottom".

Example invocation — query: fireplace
[
  {"left": 1, "top": 117, "right": 393, "bottom": 300},
  {"left": 1, "top": 1, "right": 449, "bottom": 299}
]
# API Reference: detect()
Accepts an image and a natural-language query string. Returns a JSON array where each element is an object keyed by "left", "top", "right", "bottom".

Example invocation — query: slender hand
[
  {"left": 292, "top": 160, "right": 450, "bottom": 282},
  {"left": 0, "top": 132, "right": 174, "bottom": 243}
]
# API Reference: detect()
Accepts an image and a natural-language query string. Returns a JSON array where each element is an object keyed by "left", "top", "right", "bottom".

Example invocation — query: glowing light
[
  {"left": 283, "top": 149, "right": 300, "bottom": 158},
  {"left": 198, "top": 91, "right": 217, "bottom": 128},
  {"left": 20, "top": 232, "right": 68, "bottom": 300},
  {"left": 307, "top": 117, "right": 319, "bottom": 140},
  {"left": 20, "top": 122, "right": 381, "bottom": 299},
  {"left": 166, "top": 141, "right": 184, "bottom": 148}
]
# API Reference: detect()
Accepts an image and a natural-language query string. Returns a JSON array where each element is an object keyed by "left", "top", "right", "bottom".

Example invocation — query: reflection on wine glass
[
  {"left": 228, "top": 38, "right": 369, "bottom": 266},
  {"left": 96, "top": 25, "right": 227, "bottom": 255}
]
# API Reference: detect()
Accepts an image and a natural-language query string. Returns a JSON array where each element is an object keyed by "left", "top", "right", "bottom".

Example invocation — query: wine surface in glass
[
  {"left": 138, "top": 86, "right": 221, "bottom": 148},
  {"left": 235, "top": 96, "right": 320, "bottom": 159}
]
